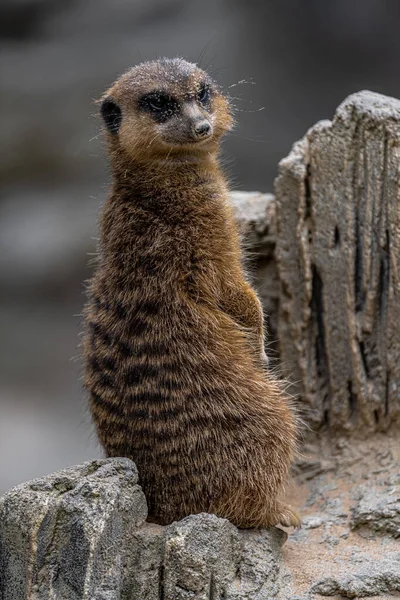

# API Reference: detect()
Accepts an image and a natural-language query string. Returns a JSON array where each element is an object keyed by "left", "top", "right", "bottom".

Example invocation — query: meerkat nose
[{"left": 193, "top": 121, "right": 212, "bottom": 139}]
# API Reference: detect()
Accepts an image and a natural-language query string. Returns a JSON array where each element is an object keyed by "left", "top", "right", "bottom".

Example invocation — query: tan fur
[{"left": 83, "top": 58, "right": 299, "bottom": 528}]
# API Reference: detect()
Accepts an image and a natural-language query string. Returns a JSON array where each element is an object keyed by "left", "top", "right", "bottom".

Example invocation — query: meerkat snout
[
  {"left": 193, "top": 121, "right": 212, "bottom": 138},
  {"left": 180, "top": 101, "right": 213, "bottom": 141},
  {"left": 194, "top": 121, "right": 211, "bottom": 137}
]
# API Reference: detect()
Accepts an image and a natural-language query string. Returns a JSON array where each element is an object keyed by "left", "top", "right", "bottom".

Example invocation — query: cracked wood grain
[{"left": 275, "top": 91, "right": 400, "bottom": 433}]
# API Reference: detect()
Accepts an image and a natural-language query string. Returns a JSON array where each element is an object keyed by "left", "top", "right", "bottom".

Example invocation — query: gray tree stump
[{"left": 275, "top": 91, "right": 400, "bottom": 433}]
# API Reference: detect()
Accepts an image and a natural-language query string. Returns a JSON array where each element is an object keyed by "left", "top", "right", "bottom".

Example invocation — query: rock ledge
[{"left": 0, "top": 458, "right": 286, "bottom": 600}]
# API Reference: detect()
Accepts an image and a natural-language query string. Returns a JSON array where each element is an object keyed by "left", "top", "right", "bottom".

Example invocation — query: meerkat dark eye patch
[
  {"left": 100, "top": 99, "right": 122, "bottom": 134},
  {"left": 197, "top": 83, "right": 211, "bottom": 109},
  {"left": 139, "top": 92, "right": 179, "bottom": 123}
]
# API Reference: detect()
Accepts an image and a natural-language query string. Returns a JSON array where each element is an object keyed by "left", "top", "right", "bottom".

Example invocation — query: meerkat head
[{"left": 100, "top": 58, "right": 233, "bottom": 162}]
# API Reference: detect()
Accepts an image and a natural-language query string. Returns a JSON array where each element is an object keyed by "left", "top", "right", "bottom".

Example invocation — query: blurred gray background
[{"left": 2, "top": 0, "right": 400, "bottom": 494}]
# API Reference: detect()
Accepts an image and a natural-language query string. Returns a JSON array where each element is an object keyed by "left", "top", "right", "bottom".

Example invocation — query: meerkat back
[{"left": 83, "top": 58, "right": 299, "bottom": 529}]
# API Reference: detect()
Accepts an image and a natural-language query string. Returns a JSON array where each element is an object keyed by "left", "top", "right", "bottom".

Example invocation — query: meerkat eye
[
  {"left": 148, "top": 95, "right": 168, "bottom": 110},
  {"left": 197, "top": 84, "right": 211, "bottom": 107},
  {"left": 139, "top": 92, "right": 179, "bottom": 122}
]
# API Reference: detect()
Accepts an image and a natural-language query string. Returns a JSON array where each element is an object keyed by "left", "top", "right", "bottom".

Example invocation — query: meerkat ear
[{"left": 100, "top": 98, "right": 122, "bottom": 134}]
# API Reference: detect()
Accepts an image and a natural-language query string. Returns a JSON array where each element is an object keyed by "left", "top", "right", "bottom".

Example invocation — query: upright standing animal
[{"left": 83, "top": 58, "right": 299, "bottom": 528}]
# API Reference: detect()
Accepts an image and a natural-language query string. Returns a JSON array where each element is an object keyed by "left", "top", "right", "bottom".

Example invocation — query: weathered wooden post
[{"left": 275, "top": 91, "right": 400, "bottom": 433}]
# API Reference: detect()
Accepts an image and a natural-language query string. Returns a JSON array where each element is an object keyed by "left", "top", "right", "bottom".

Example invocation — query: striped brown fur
[{"left": 83, "top": 58, "right": 299, "bottom": 527}]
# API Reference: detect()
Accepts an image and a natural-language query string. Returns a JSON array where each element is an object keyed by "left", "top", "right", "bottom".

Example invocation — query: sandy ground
[{"left": 279, "top": 432, "right": 400, "bottom": 599}]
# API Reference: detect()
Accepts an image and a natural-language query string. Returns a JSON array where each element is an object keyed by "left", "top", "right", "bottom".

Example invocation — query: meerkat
[{"left": 83, "top": 57, "right": 299, "bottom": 528}]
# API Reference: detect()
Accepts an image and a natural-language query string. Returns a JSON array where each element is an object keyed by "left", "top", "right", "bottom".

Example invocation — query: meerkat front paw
[{"left": 276, "top": 503, "right": 301, "bottom": 528}]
